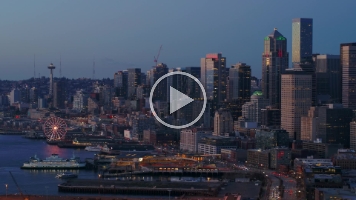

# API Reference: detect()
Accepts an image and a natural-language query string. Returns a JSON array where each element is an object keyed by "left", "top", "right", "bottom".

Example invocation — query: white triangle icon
[{"left": 170, "top": 86, "right": 194, "bottom": 114}]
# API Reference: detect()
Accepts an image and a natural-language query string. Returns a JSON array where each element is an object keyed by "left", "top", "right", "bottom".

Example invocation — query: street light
[{"left": 5, "top": 184, "right": 8, "bottom": 197}]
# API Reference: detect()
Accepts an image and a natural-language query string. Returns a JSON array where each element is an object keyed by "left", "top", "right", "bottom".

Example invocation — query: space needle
[{"left": 48, "top": 63, "right": 55, "bottom": 97}]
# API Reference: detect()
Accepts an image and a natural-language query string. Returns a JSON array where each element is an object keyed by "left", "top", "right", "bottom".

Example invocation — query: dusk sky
[{"left": 0, "top": 0, "right": 355, "bottom": 80}]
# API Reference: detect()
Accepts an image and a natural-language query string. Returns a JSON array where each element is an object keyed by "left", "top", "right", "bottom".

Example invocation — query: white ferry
[
  {"left": 21, "top": 154, "right": 86, "bottom": 169},
  {"left": 84, "top": 145, "right": 102, "bottom": 152}
]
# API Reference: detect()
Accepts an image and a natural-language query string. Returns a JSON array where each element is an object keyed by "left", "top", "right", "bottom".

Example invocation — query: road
[{"left": 236, "top": 164, "right": 298, "bottom": 200}]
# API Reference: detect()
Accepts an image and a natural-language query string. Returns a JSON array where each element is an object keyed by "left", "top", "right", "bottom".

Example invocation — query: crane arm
[{"left": 154, "top": 45, "right": 163, "bottom": 65}]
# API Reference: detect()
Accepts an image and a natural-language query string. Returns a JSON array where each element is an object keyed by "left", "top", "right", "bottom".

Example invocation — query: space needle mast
[{"left": 48, "top": 63, "right": 55, "bottom": 97}]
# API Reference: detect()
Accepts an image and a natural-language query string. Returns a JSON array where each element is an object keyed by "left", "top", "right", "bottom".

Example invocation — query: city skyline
[{"left": 0, "top": 0, "right": 355, "bottom": 80}]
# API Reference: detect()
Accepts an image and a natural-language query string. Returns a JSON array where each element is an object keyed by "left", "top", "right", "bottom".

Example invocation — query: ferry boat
[
  {"left": 21, "top": 153, "right": 86, "bottom": 169},
  {"left": 56, "top": 172, "right": 78, "bottom": 179},
  {"left": 84, "top": 145, "right": 102, "bottom": 152}
]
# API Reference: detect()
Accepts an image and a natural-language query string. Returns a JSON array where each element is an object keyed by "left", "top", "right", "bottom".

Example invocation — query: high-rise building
[
  {"left": 38, "top": 98, "right": 47, "bottom": 109},
  {"left": 114, "top": 71, "right": 128, "bottom": 98},
  {"left": 242, "top": 91, "right": 269, "bottom": 125},
  {"left": 201, "top": 53, "right": 227, "bottom": 114},
  {"left": 53, "top": 79, "right": 66, "bottom": 109},
  {"left": 317, "top": 104, "right": 353, "bottom": 148},
  {"left": 350, "top": 121, "right": 356, "bottom": 150},
  {"left": 281, "top": 69, "right": 312, "bottom": 139},
  {"left": 301, "top": 107, "right": 319, "bottom": 141},
  {"left": 127, "top": 68, "right": 141, "bottom": 99},
  {"left": 341, "top": 43, "right": 356, "bottom": 109},
  {"left": 151, "top": 63, "right": 169, "bottom": 101},
  {"left": 213, "top": 109, "right": 233, "bottom": 136},
  {"left": 167, "top": 68, "right": 185, "bottom": 102},
  {"left": 185, "top": 67, "right": 201, "bottom": 99},
  {"left": 73, "top": 90, "right": 89, "bottom": 111},
  {"left": 261, "top": 107, "right": 281, "bottom": 129},
  {"left": 0, "top": 95, "right": 9, "bottom": 106},
  {"left": 20, "top": 87, "right": 30, "bottom": 103},
  {"left": 262, "top": 28, "right": 289, "bottom": 109},
  {"left": 292, "top": 18, "right": 313, "bottom": 64},
  {"left": 9, "top": 88, "right": 21, "bottom": 104},
  {"left": 29, "top": 87, "right": 38, "bottom": 104},
  {"left": 180, "top": 128, "right": 212, "bottom": 153},
  {"left": 315, "top": 54, "right": 341, "bottom": 104},
  {"left": 227, "top": 63, "right": 251, "bottom": 102}
]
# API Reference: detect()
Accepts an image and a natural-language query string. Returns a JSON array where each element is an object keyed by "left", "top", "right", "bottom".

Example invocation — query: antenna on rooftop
[
  {"left": 34, "top": 54, "right": 36, "bottom": 79},
  {"left": 59, "top": 54, "right": 62, "bottom": 78},
  {"left": 92, "top": 56, "right": 95, "bottom": 80}
]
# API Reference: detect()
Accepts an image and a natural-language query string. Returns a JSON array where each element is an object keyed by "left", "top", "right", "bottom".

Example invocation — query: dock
[{"left": 58, "top": 179, "right": 222, "bottom": 196}]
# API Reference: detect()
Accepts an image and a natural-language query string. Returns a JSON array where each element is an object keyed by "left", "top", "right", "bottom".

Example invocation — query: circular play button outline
[{"left": 149, "top": 71, "right": 207, "bottom": 129}]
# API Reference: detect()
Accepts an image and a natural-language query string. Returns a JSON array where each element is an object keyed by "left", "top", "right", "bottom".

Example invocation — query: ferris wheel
[{"left": 43, "top": 117, "right": 67, "bottom": 141}]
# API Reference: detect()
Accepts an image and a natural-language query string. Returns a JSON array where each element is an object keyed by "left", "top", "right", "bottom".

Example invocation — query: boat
[
  {"left": 21, "top": 153, "right": 86, "bottom": 169},
  {"left": 56, "top": 172, "right": 78, "bottom": 179},
  {"left": 85, "top": 145, "right": 102, "bottom": 152}
]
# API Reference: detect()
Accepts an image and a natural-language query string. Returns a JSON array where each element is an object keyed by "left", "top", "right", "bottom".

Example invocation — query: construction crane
[
  {"left": 154, "top": 45, "right": 162, "bottom": 66},
  {"left": 9, "top": 171, "right": 29, "bottom": 200}
]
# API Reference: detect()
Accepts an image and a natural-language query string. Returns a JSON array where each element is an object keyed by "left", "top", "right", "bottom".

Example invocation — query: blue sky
[{"left": 0, "top": 0, "right": 355, "bottom": 80}]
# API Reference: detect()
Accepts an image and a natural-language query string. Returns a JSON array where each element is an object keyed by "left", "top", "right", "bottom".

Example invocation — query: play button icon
[
  {"left": 169, "top": 86, "right": 194, "bottom": 114},
  {"left": 149, "top": 71, "right": 207, "bottom": 129}
]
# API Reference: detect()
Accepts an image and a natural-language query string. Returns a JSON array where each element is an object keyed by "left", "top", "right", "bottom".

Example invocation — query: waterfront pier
[{"left": 58, "top": 179, "right": 222, "bottom": 197}]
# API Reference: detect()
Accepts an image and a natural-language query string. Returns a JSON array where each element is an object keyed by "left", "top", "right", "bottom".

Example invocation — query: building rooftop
[
  {"left": 316, "top": 187, "right": 356, "bottom": 197},
  {"left": 252, "top": 91, "right": 263, "bottom": 96}
]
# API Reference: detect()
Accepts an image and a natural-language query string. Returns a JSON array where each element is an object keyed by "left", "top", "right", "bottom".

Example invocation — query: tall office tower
[
  {"left": 9, "top": 88, "right": 21, "bottom": 104},
  {"left": 127, "top": 68, "right": 142, "bottom": 99},
  {"left": 315, "top": 54, "right": 341, "bottom": 104},
  {"left": 341, "top": 43, "right": 356, "bottom": 110},
  {"left": 226, "top": 63, "right": 251, "bottom": 120},
  {"left": 47, "top": 63, "right": 55, "bottom": 97},
  {"left": 201, "top": 53, "right": 227, "bottom": 115},
  {"left": 29, "top": 87, "right": 38, "bottom": 104},
  {"left": 227, "top": 63, "right": 251, "bottom": 102},
  {"left": 53, "top": 79, "right": 67, "bottom": 109},
  {"left": 146, "top": 69, "right": 153, "bottom": 86},
  {"left": 262, "top": 28, "right": 289, "bottom": 109},
  {"left": 185, "top": 67, "right": 201, "bottom": 99},
  {"left": 317, "top": 104, "right": 353, "bottom": 148},
  {"left": 292, "top": 18, "right": 313, "bottom": 64},
  {"left": 301, "top": 107, "right": 319, "bottom": 141},
  {"left": 174, "top": 67, "right": 203, "bottom": 124},
  {"left": 241, "top": 91, "right": 269, "bottom": 125},
  {"left": 100, "top": 86, "right": 115, "bottom": 107},
  {"left": 151, "top": 63, "right": 169, "bottom": 101},
  {"left": 114, "top": 71, "right": 128, "bottom": 98},
  {"left": 20, "top": 87, "right": 30, "bottom": 103},
  {"left": 261, "top": 107, "right": 281, "bottom": 129},
  {"left": 73, "top": 90, "right": 89, "bottom": 111},
  {"left": 141, "top": 72, "right": 146, "bottom": 86},
  {"left": 281, "top": 69, "right": 312, "bottom": 140},
  {"left": 167, "top": 68, "right": 185, "bottom": 102},
  {"left": 213, "top": 109, "right": 233, "bottom": 136},
  {"left": 350, "top": 121, "right": 356, "bottom": 150}
]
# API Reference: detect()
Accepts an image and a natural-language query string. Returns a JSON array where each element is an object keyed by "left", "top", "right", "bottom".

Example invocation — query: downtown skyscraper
[
  {"left": 292, "top": 18, "right": 313, "bottom": 64},
  {"left": 262, "top": 28, "right": 289, "bottom": 109},
  {"left": 201, "top": 53, "right": 227, "bottom": 115},
  {"left": 341, "top": 43, "right": 356, "bottom": 110},
  {"left": 127, "top": 68, "right": 141, "bottom": 99}
]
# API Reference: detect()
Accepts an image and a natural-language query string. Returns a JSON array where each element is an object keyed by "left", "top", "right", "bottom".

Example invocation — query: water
[
  {"left": 0, "top": 135, "right": 219, "bottom": 198},
  {"left": 0, "top": 135, "right": 98, "bottom": 196}
]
